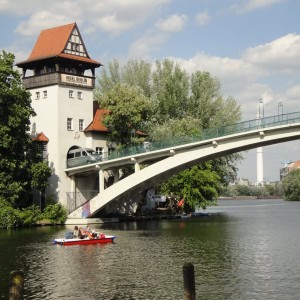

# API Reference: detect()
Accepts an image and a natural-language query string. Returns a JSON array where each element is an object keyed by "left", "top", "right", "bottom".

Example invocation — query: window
[
  {"left": 77, "top": 91, "right": 82, "bottom": 99},
  {"left": 43, "top": 90, "right": 47, "bottom": 98},
  {"left": 67, "top": 118, "right": 73, "bottom": 131},
  {"left": 35, "top": 92, "right": 40, "bottom": 100},
  {"left": 79, "top": 119, "right": 84, "bottom": 131},
  {"left": 96, "top": 147, "right": 103, "bottom": 155},
  {"left": 71, "top": 43, "right": 80, "bottom": 52},
  {"left": 69, "top": 90, "right": 74, "bottom": 98}
]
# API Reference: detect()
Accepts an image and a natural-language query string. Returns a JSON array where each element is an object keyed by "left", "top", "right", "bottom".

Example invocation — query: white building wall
[{"left": 30, "top": 84, "right": 96, "bottom": 206}]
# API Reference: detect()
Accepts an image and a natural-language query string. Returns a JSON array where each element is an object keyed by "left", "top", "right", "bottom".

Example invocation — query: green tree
[
  {"left": 31, "top": 162, "right": 52, "bottom": 211},
  {"left": 98, "top": 83, "right": 152, "bottom": 147},
  {"left": 282, "top": 169, "right": 300, "bottom": 201},
  {"left": 96, "top": 58, "right": 242, "bottom": 206},
  {"left": 151, "top": 59, "right": 189, "bottom": 120},
  {"left": 0, "top": 51, "right": 35, "bottom": 207},
  {"left": 96, "top": 59, "right": 152, "bottom": 98},
  {"left": 160, "top": 162, "right": 219, "bottom": 211}
]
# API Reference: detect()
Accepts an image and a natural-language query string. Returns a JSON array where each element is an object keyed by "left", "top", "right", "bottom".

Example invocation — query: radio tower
[{"left": 256, "top": 99, "right": 264, "bottom": 186}]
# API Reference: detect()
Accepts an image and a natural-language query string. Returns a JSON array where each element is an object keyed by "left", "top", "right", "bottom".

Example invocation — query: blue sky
[{"left": 1, "top": 0, "right": 300, "bottom": 183}]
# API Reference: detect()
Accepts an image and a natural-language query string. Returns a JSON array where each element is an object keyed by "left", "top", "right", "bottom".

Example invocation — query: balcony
[{"left": 22, "top": 72, "right": 95, "bottom": 89}]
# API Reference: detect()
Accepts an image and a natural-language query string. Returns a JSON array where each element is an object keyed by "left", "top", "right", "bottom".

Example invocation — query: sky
[{"left": 1, "top": 0, "right": 300, "bottom": 183}]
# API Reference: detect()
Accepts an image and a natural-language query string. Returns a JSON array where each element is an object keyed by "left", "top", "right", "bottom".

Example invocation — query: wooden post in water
[
  {"left": 9, "top": 271, "right": 24, "bottom": 300},
  {"left": 183, "top": 263, "right": 196, "bottom": 300}
]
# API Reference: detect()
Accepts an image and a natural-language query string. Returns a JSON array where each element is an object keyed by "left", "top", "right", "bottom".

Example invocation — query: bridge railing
[
  {"left": 107, "top": 111, "right": 300, "bottom": 160},
  {"left": 65, "top": 111, "right": 300, "bottom": 167}
]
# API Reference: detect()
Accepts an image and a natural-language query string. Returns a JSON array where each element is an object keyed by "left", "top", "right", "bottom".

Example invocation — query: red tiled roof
[
  {"left": 85, "top": 108, "right": 148, "bottom": 136},
  {"left": 289, "top": 161, "right": 300, "bottom": 170},
  {"left": 32, "top": 132, "right": 49, "bottom": 142},
  {"left": 85, "top": 109, "right": 110, "bottom": 133},
  {"left": 17, "top": 23, "right": 101, "bottom": 67}
]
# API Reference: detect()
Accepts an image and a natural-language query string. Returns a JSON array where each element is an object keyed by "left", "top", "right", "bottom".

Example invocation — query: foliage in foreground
[
  {"left": 0, "top": 51, "right": 35, "bottom": 207},
  {"left": 0, "top": 200, "right": 67, "bottom": 229},
  {"left": 282, "top": 169, "right": 300, "bottom": 201},
  {"left": 159, "top": 162, "right": 220, "bottom": 211}
]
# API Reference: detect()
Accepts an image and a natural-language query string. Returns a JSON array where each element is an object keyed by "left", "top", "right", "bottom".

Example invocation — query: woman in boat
[{"left": 73, "top": 226, "right": 80, "bottom": 238}]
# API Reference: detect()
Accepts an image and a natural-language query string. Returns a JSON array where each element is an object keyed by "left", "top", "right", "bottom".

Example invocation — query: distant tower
[
  {"left": 17, "top": 23, "right": 102, "bottom": 207},
  {"left": 256, "top": 99, "right": 264, "bottom": 185}
]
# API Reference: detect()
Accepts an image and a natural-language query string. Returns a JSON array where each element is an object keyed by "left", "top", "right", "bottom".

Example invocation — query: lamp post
[
  {"left": 258, "top": 98, "right": 264, "bottom": 119},
  {"left": 256, "top": 98, "right": 264, "bottom": 186},
  {"left": 278, "top": 101, "right": 283, "bottom": 116}
]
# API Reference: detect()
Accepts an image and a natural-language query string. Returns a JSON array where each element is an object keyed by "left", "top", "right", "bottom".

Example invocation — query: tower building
[{"left": 17, "top": 23, "right": 104, "bottom": 208}]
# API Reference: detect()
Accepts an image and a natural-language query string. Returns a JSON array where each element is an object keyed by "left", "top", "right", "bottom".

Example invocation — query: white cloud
[
  {"left": 195, "top": 11, "right": 210, "bottom": 26},
  {"left": 286, "top": 85, "right": 300, "bottom": 100},
  {"left": 2, "top": 0, "right": 171, "bottom": 36},
  {"left": 243, "top": 34, "right": 300, "bottom": 72},
  {"left": 128, "top": 32, "right": 167, "bottom": 59},
  {"left": 156, "top": 14, "right": 187, "bottom": 32},
  {"left": 230, "top": 0, "right": 287, "bottom": 13},
  {"left": 15, "top": 11, "right": 74, "bottom": 36}
]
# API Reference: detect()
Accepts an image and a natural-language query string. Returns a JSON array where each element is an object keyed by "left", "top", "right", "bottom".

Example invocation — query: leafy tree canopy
[
  {"left": 98, "top": 83, "right": 152, "bottom": 147},
  {"left": 160, "top": 162, "right": 220, "bottom": 210},
  {"left": 0, "top": 51, "right": 35, "bottom": 206},
  {"left": 96, "top": 58, "right": 243, "bottom": 209},
  {"left": 282, "top": 169, "right": 300, "bottom": 201}
]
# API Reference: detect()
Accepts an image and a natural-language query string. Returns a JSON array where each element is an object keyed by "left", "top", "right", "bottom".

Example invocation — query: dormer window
[{"left": 72, "top": 43, "right": 80, "bottom": 52}]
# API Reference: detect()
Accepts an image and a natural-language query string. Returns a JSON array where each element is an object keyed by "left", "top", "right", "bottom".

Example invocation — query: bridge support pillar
[
  {"left": 99, "top": 169, "right": 105, "bottom": 193},
  {"left": 71, "top": 176, "right": 76, "bottom": 193},
  {"left": 135, "top": 162, "right": 140, "bottom": 172},
  {"left": 131, "top": 158, "right": 140, "bottom": 172},
  {"left": 113, "top": 169, "right": 120, "bottom": 184}
]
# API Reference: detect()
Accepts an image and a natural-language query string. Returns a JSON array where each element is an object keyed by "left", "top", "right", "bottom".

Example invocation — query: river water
[{"left": 1, "top": 198, "right": 300, "bottom": 299}]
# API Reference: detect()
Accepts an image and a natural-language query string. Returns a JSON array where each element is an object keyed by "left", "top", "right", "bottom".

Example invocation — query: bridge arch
[{"left": 68, "top": 121, "right": 300, "bottom": 218}]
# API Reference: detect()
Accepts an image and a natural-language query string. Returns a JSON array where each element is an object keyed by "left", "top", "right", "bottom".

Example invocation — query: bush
[
  {"left": 41, "top": 203, "right": 68, "bottom": 224},
  {"left": 17, "top": 205, "right": 42, "bottom": 226},
  {"left": 282, "top": 169, "right": 300, "bottom": 201},
  {"left": 0, "top": 200, "right": 68, "bottom": 229},
  {"left": 0, "top": 200, "right": 22, "bottom": 229}
]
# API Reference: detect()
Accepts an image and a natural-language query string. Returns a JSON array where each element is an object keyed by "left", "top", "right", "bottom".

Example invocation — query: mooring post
[
  {"left": 183, "top": 262, "right": 196, "bottom": 300},
  {"left": 9, "top": 270, "right": 24, "bottom": 300}
]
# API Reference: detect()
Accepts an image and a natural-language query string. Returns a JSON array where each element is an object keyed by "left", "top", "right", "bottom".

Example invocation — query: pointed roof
[
  {"left": 85, "top": 109, "right": 110, "bottom": 133},
  {"left": 84, "top": 108, "right": 148, "bottom": 137},
  {"left": 32, "top": 132, "right": 49, "bottom": 142},
  {"left": 17, "top": 23, "right": 101, "bottom": 67}
]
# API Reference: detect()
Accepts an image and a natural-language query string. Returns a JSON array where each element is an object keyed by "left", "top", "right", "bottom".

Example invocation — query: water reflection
[{"left": 1, "top": 199, "right": 300, "bottom": 299}]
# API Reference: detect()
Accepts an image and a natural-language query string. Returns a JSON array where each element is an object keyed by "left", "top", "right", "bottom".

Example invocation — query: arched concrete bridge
[{"left": 66, "top": 112, "right": 300, "bottom": 218}]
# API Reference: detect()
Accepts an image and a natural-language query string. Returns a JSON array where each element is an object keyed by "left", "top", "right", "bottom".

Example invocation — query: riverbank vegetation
[
  {"left": 0, "top": 51, "right": 67, "bottom": 228},
  {"left": 0, "top": 199, "right": 67, "bottom": 229},
  {"left": 282, "top": 169, "right": 300, "bottom": 201},
  {"left": 220, "top": 183, "right": 283, "bottom": 198}
]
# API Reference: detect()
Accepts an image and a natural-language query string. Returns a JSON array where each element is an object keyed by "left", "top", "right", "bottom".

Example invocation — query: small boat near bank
[{"left": 52, "top": 234, "right": 116, "bottom": 246}]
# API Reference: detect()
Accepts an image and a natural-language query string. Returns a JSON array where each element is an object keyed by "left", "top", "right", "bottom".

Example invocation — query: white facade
[{"left": 29, "top": 83, "right": 100, "bottom": 206}]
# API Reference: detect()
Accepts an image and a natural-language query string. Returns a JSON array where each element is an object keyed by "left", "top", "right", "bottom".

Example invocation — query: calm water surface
[{"left": 1, "top": 199, "right": 300, "bottom": 299}]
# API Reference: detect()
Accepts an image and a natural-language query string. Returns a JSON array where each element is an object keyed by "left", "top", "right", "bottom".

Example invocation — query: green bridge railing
[{"left": 67, "top": 111, "right": 300, "bottom": 168}]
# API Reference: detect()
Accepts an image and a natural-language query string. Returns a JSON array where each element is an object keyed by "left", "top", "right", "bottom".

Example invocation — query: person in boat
[
  {"left": 73, "top": 226, "right": 80, "bottom": 238},
  {"left": 79, "top": 226, "right": 95, "bottom": 239}
]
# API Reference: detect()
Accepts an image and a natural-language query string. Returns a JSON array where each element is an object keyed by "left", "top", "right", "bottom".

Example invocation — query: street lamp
[
  {"left": 278, "top": 101, "right": 283, "bottom": 116},
  {"left": 258, "top": 98, "right": 264, "bottom": 119}
]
